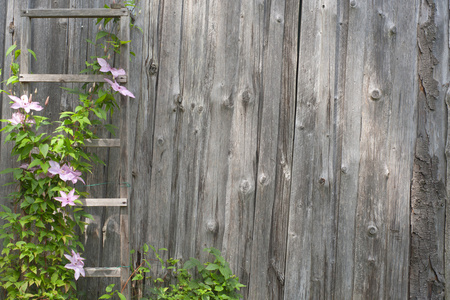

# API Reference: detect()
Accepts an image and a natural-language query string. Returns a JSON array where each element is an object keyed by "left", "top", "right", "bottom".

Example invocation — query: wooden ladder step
[
  {"left": 84, "top": 267, "right": 121, "bottom": 278},
  {"left": 84, "top": 139, "right": 120, "bottom": 148},
  {"left": 79, "top": 198, "right": 127, "bottom": 207},
  {"left": 21, "top": 8, "right": 128, "bottom": 18},
  {"left": 19, "top": 74, "right": 127, "bottom": 83}
]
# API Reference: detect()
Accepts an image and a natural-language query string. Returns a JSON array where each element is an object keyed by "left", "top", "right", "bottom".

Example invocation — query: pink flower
[
  {"left": 61, "top": 164, "right": 85, "bottom": 184},
  {"left": 64, "top": 250, "right": 85, "bottom": 280},
  {"left": 8, "top": 112, "right": 35, "bottom": 125},
  {"left": 9, "top": 95, "right": 43, "bottom": 113},
  {"left": 48, "top": 161, "right": 85, "bottom": 184},
  {"left": 104, "top": 78, "right": 135, "bottom": 98},
  {"left": 54, "top": 189, "right": 79, "bottom": 207},
  {"left": 97, "top": 57, "right": 126, "bottom": 78}
]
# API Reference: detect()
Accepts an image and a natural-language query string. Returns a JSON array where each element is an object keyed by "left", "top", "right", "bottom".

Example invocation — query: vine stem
[{"left": 121, "top": 259, "right": 145, "bottom": 293}]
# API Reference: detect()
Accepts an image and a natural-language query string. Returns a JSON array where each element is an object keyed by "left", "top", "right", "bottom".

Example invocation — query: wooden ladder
[{"left": 19, "top": 6, "right": 131, "bottom": 299}]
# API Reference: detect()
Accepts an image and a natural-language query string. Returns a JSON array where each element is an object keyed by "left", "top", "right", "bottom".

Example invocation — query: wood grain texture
[
  {"left": 285, "top": 1, "right": 338, "bottom": 298},
  {"left": 79, "top": 198, "right": 127, "bottom": 206},
  {"left": 84, "top": 267, "right": 121, "bottom": 278},
  {"left": 21, "top": 8, "right": 128, "bottom": 18},
  {"left": 19, "top": 74, "right": 127, "bottom": 83},
  {"left": 1, "top": 1, "right": 450, "bottom": 299}
]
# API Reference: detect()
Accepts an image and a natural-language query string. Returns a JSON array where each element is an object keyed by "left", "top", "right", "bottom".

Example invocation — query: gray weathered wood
[
  {"left": 119, "top": 12, "right": 131, "bottom": 300},
  {"left": 21, "top": 8, "right": 128, "bottom": 18},
  {"left": 84, "top": 139, "right": 120, "bottom": 148},
  {"left": 84, "top": 267, "right": 121, "bottom": 278},
  {"left": 79, "top": 198, "right": 127, "bottom": 207},
  {"left": 19, "top": 74, "right": 127, "bottom": 83},
  {"left": 1, "top": 1, "right": 450, "bottom": 300}
]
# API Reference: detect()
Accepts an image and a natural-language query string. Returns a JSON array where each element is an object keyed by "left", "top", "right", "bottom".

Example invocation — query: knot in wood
[
  {"left": 242, "top": 91, "right": 251, "bottom": 104},
  {"left": 367, "top": 224, "right": 378, "bottom": 236},
  {"left": 341, "top": 166, "right": 348, "bottom": 174},
  {"left": 157, "top": 136, "right": 164, "bottom": 146},
  {"left": 259, "top": 173, "right": 268, "bottom": 185},
  {"left": 350, "top": 0, "right": 357, "bottom": 8},
  {"left": 319, "top": 178, "right": 326, "bottom": 185},
  {"left": 370, "top": 89, "right": 382, "bottom": 100},
  {"left": 223, "top": 95, "right": 234, "bottom": 108},
  {"left": 149, "top": 63, "right": 158, "bottom": 75},
  {"left": 8, "top": 22, "right": 14, "bottom": 34},
  {"left": 206, "top": 220, "right": 218, "bottom": 233},
  {"left": 239, "top": 179, "right": 252, "bottom": 194},
  {"left": 389, "top": 25, "right": 397, "bottom": 35}
]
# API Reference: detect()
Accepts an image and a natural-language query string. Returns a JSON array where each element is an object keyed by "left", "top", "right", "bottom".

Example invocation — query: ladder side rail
[{"left": 119, "top": 12, "right": 131, "bottom": 299}]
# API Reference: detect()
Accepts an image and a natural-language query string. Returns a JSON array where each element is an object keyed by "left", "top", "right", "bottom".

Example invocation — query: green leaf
[
  {"left": 117, "top": 292, "right": 127, "bottom": 300},
  {"left": 14, "top": 49, "right": 21, "bottom": 61},
  {"left": 0, "top": 205, "right": 11, "bottom": 213},
  {"left": 95, "top": 31, "right": 109, "bottom": 41},
  {"left": 28, "top": 159, "right": 42, "bottom": 170},
  {"left": 205, "top": 263, "right": 219, "bottom": 271},
  {"left": 99, "top": 295, "right": 111, "bottom": 299},
  {"left": 120, "top": 40, "right": 131, "bottom": 44},
  {"left": 27, "top": 49, "right": 37, "bottom": 61},
  {"left": 6, "top": 75, "right": 18, "bottom": 86},
  {"left": 0, "top": 168, "right": 16, "bottom": 175},
  {"left": 51, "top": 272, "right": 58, "bottom": 283},
  {"left": 105, "top": 284, "right": 115, "bottom": 293},
  {"left": 5, "top": 44, "right": 17, "bottom": 57},
  {"left": 39, "top": 144, "right": 49, "bottom": 158}
]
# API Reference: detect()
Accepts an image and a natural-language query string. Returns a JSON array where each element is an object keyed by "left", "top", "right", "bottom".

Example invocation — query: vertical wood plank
[
  {"left": 284, "top": 0, "right": 337, "bottom": 298},
  {"left": 217, "top": 0, "right": 259, "bottom": 294},
  {"left": 119, "top": 12, "right": 130, "bottom": 299},
  {"left": 351, "top": 1, "right": 418, "bottom": 299},
  {"left": 411, "top": 0, "right": 447, "bottom": 298},
  {"left": 248, "top": 0, "right": 288, "bottom": 298},
  {"left": 265, "top": 0, "right": 300, "bottom": 299}
]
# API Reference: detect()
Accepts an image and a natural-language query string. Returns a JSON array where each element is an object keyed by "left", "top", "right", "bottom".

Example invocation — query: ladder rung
[
  {"left": 79, "top": 198, "right": 127, "bottom": 207},
  {"left": 21, "top": 8, "right": 128, "bottom": 18},
  {"left": 84, "top": 267, "right": 121, "bottom": 278},
  {"left": 19, "top": 74, "right": 127, "bottom": 83},
  {"left": 84, "top": 139, "right": 120, "bottom": 148}
]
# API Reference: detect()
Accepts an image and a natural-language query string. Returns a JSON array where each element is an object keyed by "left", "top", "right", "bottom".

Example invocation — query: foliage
[
  {"left": 100, "top": 245, "right": 245, "bottom": 300},
  {"left": 0, "top": 5, "right": 136, "bottom": 298}
]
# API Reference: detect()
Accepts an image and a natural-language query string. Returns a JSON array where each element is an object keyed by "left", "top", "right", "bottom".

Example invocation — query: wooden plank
[
  {"left": 119, "top": 12, "right": 131, "bottom": 300},
  {"left": 19, "top": 74, "right": 127, "bottom": 83},
  {"left": 20, "top": 17, "right": 31, "bottom": 96},
  {"left": 84, "top": 139, "right": 120, "bottom": 148},
  {"left": 248, "top": 0, "right": 287, "bottom": 298},
  {"left": 21, "top": 8, "right": 128, "bottom": 18},
  {"left": 84, "top": 267, "right": 121, "bottom": 278},
  {"left": 284, "top": 1, "right": 338, "bottom": 299},
  {"left": 411, "top": 0, "right": 446, "bottom": 298},
  {"left": 78, "top": 198, "right": 127, "bottom": 207},
  {"left": 351, "top": 1, "right": 417, "bottom": 299}
]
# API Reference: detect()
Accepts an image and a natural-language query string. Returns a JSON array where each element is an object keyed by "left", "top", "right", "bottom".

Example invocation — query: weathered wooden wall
[{"left": 1, "top": 0, "right": 449, "bottom": 299}]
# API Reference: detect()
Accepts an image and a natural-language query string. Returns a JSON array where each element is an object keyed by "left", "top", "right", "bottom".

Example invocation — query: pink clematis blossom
[
  {"left": 54, "top": 189, "right": 79, "bottom": 207},
  {"left": 48, "top": 161, "right": 85, "bottom": 184},
  {"left": 104, "top": 78, "right": 135, "bottom": 98},
  {"left": 97, "top": 57, "right": 126, "bottom": 78},
  {"left": 64, "top": 250, "right": 85, "bottom": 280},
  {"left": 8, "top": 112, "right": 35, "bottom": 126},
  {"left": 9, "top": 94, "right": 43, "bottom": 113},
  {"left": 61, "top": 164, "right": 85, "bottom": 184}
]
